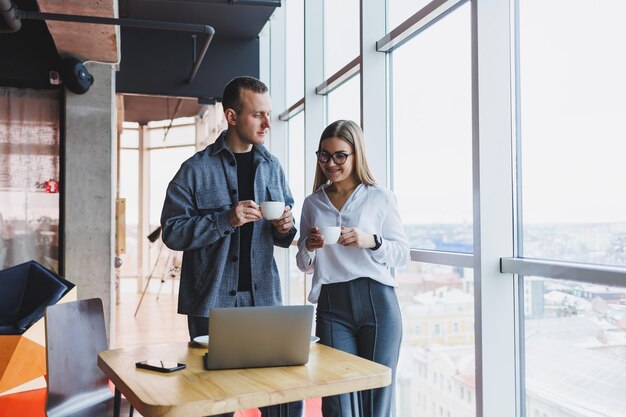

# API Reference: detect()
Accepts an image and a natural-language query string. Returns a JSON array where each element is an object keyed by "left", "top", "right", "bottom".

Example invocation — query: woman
[{"left": 296, "top": 120, "right": 410, "bottom": 417}]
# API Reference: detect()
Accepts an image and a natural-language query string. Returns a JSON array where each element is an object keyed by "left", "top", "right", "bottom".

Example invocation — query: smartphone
[{"left": 135, "top": 359, "right": 186, "bottom": 373}]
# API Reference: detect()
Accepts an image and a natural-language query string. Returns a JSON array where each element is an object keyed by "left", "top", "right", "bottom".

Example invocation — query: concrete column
[{"left": 63, "top": 62, "right": 116, "bottom": 337}]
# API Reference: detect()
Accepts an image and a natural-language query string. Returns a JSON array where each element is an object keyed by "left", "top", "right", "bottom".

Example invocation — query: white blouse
[{"left": 296, "top": 183, "right": 410, "bottom": 303}]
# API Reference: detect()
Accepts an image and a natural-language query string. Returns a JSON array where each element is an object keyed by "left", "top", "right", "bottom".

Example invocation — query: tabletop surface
[{"left": 98, "top": 341, "right": 391, "bottom": 417}]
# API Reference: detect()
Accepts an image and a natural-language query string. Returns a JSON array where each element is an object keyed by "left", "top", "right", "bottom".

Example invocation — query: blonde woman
[{"left": 296, "top": 120, "right": 410, "bottom": 417}]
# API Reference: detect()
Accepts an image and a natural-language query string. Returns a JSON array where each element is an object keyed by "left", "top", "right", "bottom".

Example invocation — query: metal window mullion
[
  {"left": 377, "top": 0, "right": 467, "bottom": 53},
  {"left": 501, "top": 257, "right": 626, "bottom": 287},
  {"left": 138, "top": 125, "right": 150, "bottom": 293},
  {"left": 360, "top": 0, "right": 387, "bottom": 185},
  {"left": 304, "top": 0, "right": 325, "bottom": 192},
  {"left": 411, "top": 249, "right": 474, "bottom": 268},
  {"left": 278, "top": 98, "right": 305, "bottom": 121},
  {"left": 315, "top": 57, "right": 361, "bottom": 95},
  {"left": 264, "top": 6, "right": 291, "bottom": 303},
  {"left": 472, "top": 0, "right": 518, "bottom": 416}
]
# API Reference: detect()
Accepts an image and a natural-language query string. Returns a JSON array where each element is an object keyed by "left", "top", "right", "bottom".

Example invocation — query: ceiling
[
  {"left": 122, "top": 94, "right": 207, "bottom": 125},
  {"left": 6, "top": 0, "right": 278, "bottom": 123}
]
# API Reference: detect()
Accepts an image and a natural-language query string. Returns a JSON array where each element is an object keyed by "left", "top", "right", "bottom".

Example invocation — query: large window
[
  {"left": 523, "top": 277, "right": 626, "bottom": 416},
  {"left": 286, "top": 0, "right": 304, "bottom": 106},
  {"left": 518, "top": 0, "right": 626, "bottom": 267},
  {"left": 387, "top": 0, "right": 432, "bottom": 30},
  {"left": 518, "top": 2, "right": 626, "bottom": 416},
  {"left": 147, "top": 119, "right": 196, "bottom": 228},
  {"left": 323, "top": 0, "right": 360, "bottom": 78},
  {"left": 391, "top": 3, "right": 472, "bottom": 252},
  {"left": 267, "top": 0, "right": 626, "bottom": 415},
  {"left": 396, "top": 262, "right": 475, "bottom": 417},
  {"left": 0, "top": 88, "right": 61, "bottom": 272},
  {"left": 119, "top": 118, "right": 196, "bottom": 281},
  {"left": 119, "top": 126, "right": 139, "bottom": 278},
  {"left": 326, "top": 74, "right": 361, "bottom": 126}
]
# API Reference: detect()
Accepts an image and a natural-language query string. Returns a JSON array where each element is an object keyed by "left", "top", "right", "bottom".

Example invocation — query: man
[{"left": 160, "top": 76, "right": 300, "bottom": 417}]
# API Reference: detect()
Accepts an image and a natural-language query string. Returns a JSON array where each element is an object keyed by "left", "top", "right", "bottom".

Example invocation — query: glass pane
[
  {"left": 323, "top": 0, "right": 360, "bottom": 78},
  {"left": 148, "top": 116, "right": 195, "bottom": 128},
  {"left": 288, "top": 245, "right": 306, "bottom": 306},
  {"left": 286, "top": 0, "right": 304, "bottom": 106},
  {"left": 523, "top": 277, "right": 626, "bottom": 416},
  {"left": 119, "top": 149, "right": 139, "bottom": 278},
  {"left": 149, "top": 123, "right": 196, "bottom": 148},
  {"left": 519, "top": 0, "right": 626, "bottom": 266},
  {"left": 396, "top": 262, "right": 475, "bottom": 417},
  {"left": 0, "top": 88, "right": 60, "bottom": 272},
  {"left": 326, "top": 75, "right": 361, "bottom": 126},
  {"left": 387, "top": 0, "right": 432, "bottom": 31},
  {"left": 149, "top": 146, "right": 197, "bottom": 228},
  {"left": 391, "top": 3, "right": 472, "bottom": 252},
  {"left": 121, "top": 128, "right": 139, "bottom": 149}
]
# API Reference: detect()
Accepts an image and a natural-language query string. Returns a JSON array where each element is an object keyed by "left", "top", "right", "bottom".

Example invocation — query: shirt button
[
  {"left": 229, "top": 290, "right": 236, "bottom": 296},
  {"left": 224, "top": 230, "right": 231, "bottom": 235},
  {"left": 232, "top": 256, "right": 238, "bottom": 262},
  {"left": 231, "top": 189, "right": 237, "bottom": 195},
  {"left": 230, "top": 160, "right": 236, "bottom": 166}
]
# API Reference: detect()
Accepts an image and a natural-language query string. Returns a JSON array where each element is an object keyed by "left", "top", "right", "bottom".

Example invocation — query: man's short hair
[{"left": 222, "top": 76, "right": 268, "bottom": 114}]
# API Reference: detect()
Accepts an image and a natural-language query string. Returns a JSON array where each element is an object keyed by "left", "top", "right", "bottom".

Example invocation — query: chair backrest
[
  {"left": 45, "top": 298, "right": 112, "bottom": 416},
  {"left": 0, "top": 260, "right": 70, "bottom": 335}
]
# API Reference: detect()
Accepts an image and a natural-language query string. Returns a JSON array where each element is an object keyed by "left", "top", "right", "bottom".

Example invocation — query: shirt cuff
[{"left": 216, "top": 210, "right": 235, "bottom": 236}]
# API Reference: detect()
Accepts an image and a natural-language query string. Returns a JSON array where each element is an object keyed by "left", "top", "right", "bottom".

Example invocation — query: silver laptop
[{"left": 204, "top": 305, "right": 314, "bottom": 370}]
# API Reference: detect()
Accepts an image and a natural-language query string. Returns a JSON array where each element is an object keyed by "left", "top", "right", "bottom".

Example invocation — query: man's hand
[
  {"left": 270, "top": 206, "right": 294, "bottom": 234},
  {"left": 229, "top": 200, "right": 262, "bottom": 228}
]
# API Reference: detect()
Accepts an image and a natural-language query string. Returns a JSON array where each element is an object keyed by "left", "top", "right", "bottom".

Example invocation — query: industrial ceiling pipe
[
  {"left": 0, "top": 0, "right": 21, "bottom": 32},
  {"left": 0, "top": 1, "right": 215, "bottom": 84},
  {"left": 18, "top": 9, "right": 215, "bottom": 84}
]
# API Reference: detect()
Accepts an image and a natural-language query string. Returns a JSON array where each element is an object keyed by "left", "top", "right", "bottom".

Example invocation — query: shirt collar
[{"left": 211, "top": 130, "right": 272, "bottom": 162}]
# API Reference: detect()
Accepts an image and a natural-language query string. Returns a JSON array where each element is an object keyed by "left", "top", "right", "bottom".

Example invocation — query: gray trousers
[
  {"left": 317, "top": 278, "right": 402, "bottom": 417},
  {"left": 187, "top": 291, "right": 303, "bottom": 417}
]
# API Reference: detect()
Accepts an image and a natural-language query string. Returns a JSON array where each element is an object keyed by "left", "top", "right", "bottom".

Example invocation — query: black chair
[
  {"left": 45, "top": 298, "right": 133, "bottom": 417},
  {"left": 0, "top": 260, "right": 72, "bottom": 335}
]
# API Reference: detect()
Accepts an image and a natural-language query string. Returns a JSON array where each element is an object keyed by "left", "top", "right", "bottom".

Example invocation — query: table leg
[{"left": 114, "top": 388, "right": 121, "bottom": 417}]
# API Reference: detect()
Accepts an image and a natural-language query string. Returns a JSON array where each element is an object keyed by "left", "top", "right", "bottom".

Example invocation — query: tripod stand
[{"left": 134, "top": 227, "right": 181, "bottom": 317}]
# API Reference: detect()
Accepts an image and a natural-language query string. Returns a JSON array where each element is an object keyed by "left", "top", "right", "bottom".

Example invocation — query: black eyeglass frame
[{"left": 315, "top": 150, "right": 354, "bottom": 165}]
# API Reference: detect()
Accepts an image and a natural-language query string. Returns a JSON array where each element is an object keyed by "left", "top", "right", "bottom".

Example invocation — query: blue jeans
[
  {"left": 187, "top": 291, "right": 303, "bottom": 417},
  {"left": 317, "top": 278, "right": 402, "bottom": 417}
]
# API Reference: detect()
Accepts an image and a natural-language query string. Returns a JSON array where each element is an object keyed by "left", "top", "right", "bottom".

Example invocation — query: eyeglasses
[{"left": 316, "top": 150, "right": 353, "bottom": 165}]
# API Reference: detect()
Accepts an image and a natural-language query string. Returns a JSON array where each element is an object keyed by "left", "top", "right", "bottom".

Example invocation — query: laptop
[{"left": 204, "top": 305, "right": 314, "bottom": 370}]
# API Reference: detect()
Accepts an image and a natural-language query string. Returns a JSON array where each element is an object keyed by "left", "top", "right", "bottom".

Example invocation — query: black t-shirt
[{"left": 234, "top": 151, "right": 255, "bottom": 292}]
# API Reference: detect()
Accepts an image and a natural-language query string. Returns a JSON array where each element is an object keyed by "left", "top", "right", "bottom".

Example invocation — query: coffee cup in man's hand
[{"left": 260, "top": 201, "right": 285, "bottom": 220}]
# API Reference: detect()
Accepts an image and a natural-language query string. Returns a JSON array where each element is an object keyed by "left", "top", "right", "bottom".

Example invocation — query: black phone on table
[{"left": 135, "top": 359, "right": 186, "bottom": 373}]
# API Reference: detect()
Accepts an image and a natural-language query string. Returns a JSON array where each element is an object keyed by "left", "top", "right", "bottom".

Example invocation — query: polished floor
[{"left": 114, "top": 278, "right": 188, "bottom": 348}]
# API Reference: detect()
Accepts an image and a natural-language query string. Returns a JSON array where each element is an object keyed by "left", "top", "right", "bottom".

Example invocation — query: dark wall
[
  {"left": 116, "top": 27, "right": 260, "bottom": 100},
  {"left": 0, "top": 19, "right": 60, "bottom": 89}
]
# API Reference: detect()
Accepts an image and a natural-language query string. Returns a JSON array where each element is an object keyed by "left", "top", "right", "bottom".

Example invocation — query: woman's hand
[
  {"left": 339, "top": 226, "right": 376, "bottom": 249},
  {"left": 305, "top": 227, "right": 325, "bottom": 251}
]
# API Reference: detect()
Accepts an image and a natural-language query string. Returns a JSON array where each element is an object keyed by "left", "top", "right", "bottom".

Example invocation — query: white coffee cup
[
  {"left": 260, "top": 201, "right": 285, "bottom": 220},
  {"left": 318, "top": 226, "right": 341, "bottom": 245}
]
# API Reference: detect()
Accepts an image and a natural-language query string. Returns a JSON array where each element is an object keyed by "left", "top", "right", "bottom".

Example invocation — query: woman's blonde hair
[{"left": 312, "top": 120, "right": 376, "bottom": 192}]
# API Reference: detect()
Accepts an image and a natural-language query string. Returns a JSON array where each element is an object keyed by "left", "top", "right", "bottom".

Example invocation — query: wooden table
[{"left": 98, "top": 342, "right": 391, "bottom": 417}]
